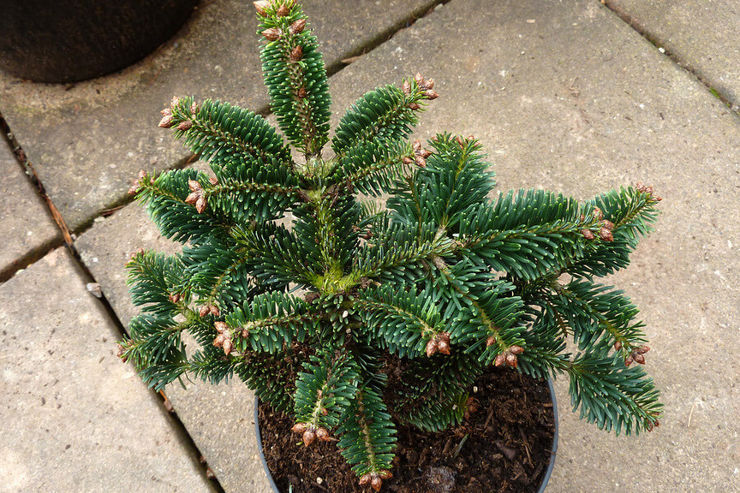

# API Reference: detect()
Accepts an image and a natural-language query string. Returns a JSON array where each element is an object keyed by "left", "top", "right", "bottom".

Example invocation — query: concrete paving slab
[
  {"left": 76, "top": 203, "right": 272, "bottom": 492},
  {"left": 0, "top": 0, "right": 441, "bottom": 231},
  {"left": 325, "top": 0, "right": 738, "bottom": 491},
  {"left": 75, "top": 0, "right": 739, "bottom": 490},
  {"left": 607, "top": 0, "right": 740, "bottom": 106},
  {"left": 0, "top": 247, "right": 210, "bottom": 492},
  {"left": 0, "top": 140, "right": 59, "bottom": 280}
]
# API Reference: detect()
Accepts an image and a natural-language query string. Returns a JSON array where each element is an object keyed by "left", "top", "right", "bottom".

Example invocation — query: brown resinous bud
[
  {"left": 177, "top": 120, "right": 193, "bottom": 131},
  {"left": 158, "top": 114, "right": 174, "bottom": 128},
  {"left": 129, "top": 248, "right": 145, "bottom": 262},
  {"left": 592, "top": 207, "right": 603, "bottom": 221},
  {"left": 261, "top": 27, "right": 282, "bottom": 41},
  {"left": 185, "top": 179, "right": 203, "bottom": 205},
  {"left": 436, "top": 332, "right": 451, "bottom": 355},
  {"left": 601, "top": 219, "right": 615, "bottom": 231},
  {"left": 425, "top": 338, "right": 438, "bottom": 357},
  {"left": 291, "top": 422, "right": 307, "bottom": 434},
  {"left": 407, "top": 102, "right": 421, "bottom": 110},
  {"left": 302, "top": 428, "right": 316, "bottom": 446},
  {"left": 129, "top": 170, "right": 147, "bottom": 194},
  {"left": 199, "top": 304, "right": 220, "bottom": 317},
  {"left": 169, "top": 293, "right": 181, "bottom": 304},
  {"left": 289, "top": 18, "right": 307, "bottom": 35},
  {"left": 494, "top": 352, "right": 506, "bottom": 367},
  {"left": 316, "top": 427, "right": 331, "bottom": 442},
  {"left": 370, "top": 476, "right": 383, "bottom": 492},
  {"left": 599, "top": 227, "right": 614, "bottom": 242},
  {"left": 222, "top": 338, "right": 233, "bottom": 356},
  {"left": 253, "top": 1, "right": 270, "bottom": 16},
  {"left": 276, "top": 4, "right": 290, "bottom": 16},
  {"left": 581, "top": 228, "right": 595, "bottom": 240},
  {"left": 116, "top": 343, "right": 127, "bottom": 361},
  {"left": 486, "top": 335, "right": 496, "bottom": 347},
  {"left": 297, "top": 87, "right": 307, "bottom": 98},
  {"left": 423, "top": 89, "right": 439, "bottom": 100},
  {"left": 401, "top": 80, "right": 411, "bottom": 95},
  {"left": 195, "top": 195, "right": 207, "bottom": 213},
  {"left": 289, "top": 45, "right": 303, "bottom": 61}
]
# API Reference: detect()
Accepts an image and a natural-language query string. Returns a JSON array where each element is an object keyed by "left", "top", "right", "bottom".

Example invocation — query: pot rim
[{"left": 254, "top": 378, "right": 558, "bottom": 492}]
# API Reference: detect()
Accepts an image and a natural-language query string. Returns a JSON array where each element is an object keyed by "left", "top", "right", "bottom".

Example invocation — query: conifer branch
[
  {"left": 257, "top": 1, "right": 331, "bottom": 157},
  {"left": 332, "top": 76, "right": 436, "bottom": 158},
  {"left": 166, "top": 97, "right": 293, "bottom": 169}
]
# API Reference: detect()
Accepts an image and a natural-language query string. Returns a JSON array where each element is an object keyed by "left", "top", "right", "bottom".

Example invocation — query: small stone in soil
[{"left": 424, "top": 466, "right": 456, "bottom": 493}]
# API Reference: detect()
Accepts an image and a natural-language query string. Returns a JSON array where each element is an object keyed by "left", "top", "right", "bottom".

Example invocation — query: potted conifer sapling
[{"left": 119, "top": 0, "right": 663, "bottom": 490}]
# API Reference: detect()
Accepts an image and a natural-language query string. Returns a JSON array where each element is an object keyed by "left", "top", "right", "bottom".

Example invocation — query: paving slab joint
[
  {"left": 0, "top": 111, "right": 74, "bottom": 244},
  {"left": 324, "top": 0, "right": 450, "bottom": 78},
  {"left": 2, "top": 108, "right": 225, "bottom": 488},
  {"left": 602, "top": 0, "right": 739, "bottom": 115},
  {"left": 69, "top": 240, "right": 227, "bottom": 492}
]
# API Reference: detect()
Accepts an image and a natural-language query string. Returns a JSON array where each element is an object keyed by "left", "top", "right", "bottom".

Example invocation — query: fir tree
[{"left": 119, "top": 1, "right": 663, "bottom": 489}]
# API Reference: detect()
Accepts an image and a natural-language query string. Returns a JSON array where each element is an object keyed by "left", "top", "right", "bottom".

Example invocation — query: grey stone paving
[
  {"left": 0, "top": 247, "right": 210, "bottom": 492},
  {"left": 8, "top": 0, "right": 740, "bottom": 491},
  {"left": 608, "top": 0, "right": 740, "bottom": 105},
  {"left": 0, "top": 0, "right": 441, "bottom": 231},
  {"left": 0, "top": 139, "right": 59, "bottom": 280},
  {"left": 76, "top": 203, "right": 272, "bottom": 493}
]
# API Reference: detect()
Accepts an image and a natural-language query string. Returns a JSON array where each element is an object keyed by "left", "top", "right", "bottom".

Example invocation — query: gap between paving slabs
[
  {"left": 0, "top": 114, "right": 64, "bottom": 282},
  {"left": 0, "top": 112, "right": 225, "bottom": 492},
  {"left": 602, "top": 0, "right": 739, "bottom": 114}
]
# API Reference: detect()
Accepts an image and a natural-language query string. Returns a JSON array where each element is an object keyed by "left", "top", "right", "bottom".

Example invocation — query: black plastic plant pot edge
[{"left": 254, "top": 378, "right": 559, "bottom": 493}]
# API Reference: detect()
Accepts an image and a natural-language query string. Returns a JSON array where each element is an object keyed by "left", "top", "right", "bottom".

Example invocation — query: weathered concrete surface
[
  {"left": 76, "top": 202, "right": 272, "bottom": 493},
  {"left": 0, "top": 247, "right": 210, "bottom": 492},
  {"left": 608, "top": 0, "right": 740, "bottom": 105},
  {"left": 324, "top": 0, "right": 739, "bottom": 491},
  {"left": 0, "top": 0, "right": 441, "bottom": 231},
  {"left": 0, "top": 140, "right": 59, "bottom": 280}
]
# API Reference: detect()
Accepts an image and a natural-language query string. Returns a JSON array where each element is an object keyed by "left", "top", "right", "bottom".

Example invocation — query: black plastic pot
[
  {"left": 0, "top": 0, "right": 198, "bottom": 83},
  {"left": 255, "top": 379, "right": 559, "bottom": 492}
]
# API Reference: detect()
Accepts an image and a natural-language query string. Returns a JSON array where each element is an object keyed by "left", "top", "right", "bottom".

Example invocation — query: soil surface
[{"left": 258, "top": 367, "right": 555, "bottom": 493}]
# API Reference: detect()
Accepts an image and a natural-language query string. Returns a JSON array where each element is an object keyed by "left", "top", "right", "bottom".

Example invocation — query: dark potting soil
[{"left": 258, "top": 367, "right": 555, "bottom": 493}]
